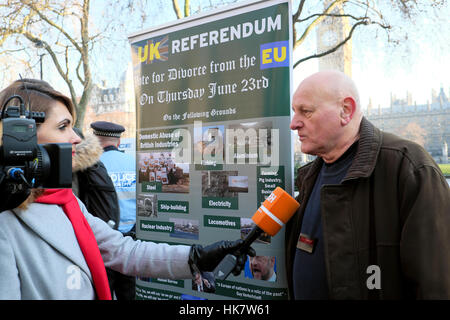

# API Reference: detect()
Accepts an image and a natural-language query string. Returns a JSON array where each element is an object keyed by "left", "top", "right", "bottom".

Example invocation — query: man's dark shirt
[{"left": 293, "top": 141, "right": 358, "bottom": 299}]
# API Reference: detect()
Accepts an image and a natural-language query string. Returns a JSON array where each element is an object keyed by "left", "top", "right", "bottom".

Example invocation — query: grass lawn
[{"left": 439, "top": 164, "right": 450, "bottom": 177}]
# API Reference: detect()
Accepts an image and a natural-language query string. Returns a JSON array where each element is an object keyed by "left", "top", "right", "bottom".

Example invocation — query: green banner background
[{"left": 130, "top": 0, "right": 293, "bottom": 301}]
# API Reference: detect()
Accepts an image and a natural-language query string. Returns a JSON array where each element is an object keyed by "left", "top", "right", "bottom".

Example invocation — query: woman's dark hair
[{"left": 0, "top": 78, "right": 76, "bottom": 122}]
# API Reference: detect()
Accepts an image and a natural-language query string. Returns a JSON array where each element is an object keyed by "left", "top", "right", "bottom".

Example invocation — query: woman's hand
[{"left": 188, "top": 240, "right": 256, "bottom": 277}]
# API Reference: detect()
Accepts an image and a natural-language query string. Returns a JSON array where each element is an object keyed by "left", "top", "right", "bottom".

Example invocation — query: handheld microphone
[{"left": 213, "top": 187, "right": 300, "bottom": 280}]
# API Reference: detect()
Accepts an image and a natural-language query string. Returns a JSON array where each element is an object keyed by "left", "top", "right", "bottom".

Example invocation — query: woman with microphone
[{"left": 0, "top": 79, "right": 251, "bottom": 300}]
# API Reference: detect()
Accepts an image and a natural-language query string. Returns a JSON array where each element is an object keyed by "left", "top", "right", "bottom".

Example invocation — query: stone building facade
[
  {"left": 364, "top": 88, "right": 450, "bottom": 163},
  {"left": 82, "top": 65, "right": 136, "bottom": 139}
]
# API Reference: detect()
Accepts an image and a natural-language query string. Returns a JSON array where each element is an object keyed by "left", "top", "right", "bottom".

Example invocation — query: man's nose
[{"left": 290, "top": 115, "right": 302, "bottom": 131}]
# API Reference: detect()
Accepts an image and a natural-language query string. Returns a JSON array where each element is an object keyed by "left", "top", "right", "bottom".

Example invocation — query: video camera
[{"left": 0, "top": 94, "right": 72, "bottom": 212}]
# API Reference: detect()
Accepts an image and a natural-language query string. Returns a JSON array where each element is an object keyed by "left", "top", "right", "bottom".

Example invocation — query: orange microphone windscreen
[{"left": 251, "top": 187, "right": 300, "bottom": 236}]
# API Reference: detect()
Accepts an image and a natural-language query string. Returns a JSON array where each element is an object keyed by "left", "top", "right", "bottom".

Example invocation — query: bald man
[{"left": 286, "top": 70, "right": 450, "bottom": 300}]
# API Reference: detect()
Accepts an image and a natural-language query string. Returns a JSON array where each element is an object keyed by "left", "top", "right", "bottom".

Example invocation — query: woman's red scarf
[{"left": 35, "top": 189, "right": 111, "bottom": 300}]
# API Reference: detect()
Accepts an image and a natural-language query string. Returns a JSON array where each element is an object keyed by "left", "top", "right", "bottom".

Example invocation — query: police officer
[{"left": 91, "top": 121, "right": 137, "bottom": 300}]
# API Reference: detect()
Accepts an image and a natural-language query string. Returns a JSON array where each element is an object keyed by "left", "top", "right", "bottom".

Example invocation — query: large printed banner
[{"left": 129, "top": 0, "right": 292, "bottom": 300}]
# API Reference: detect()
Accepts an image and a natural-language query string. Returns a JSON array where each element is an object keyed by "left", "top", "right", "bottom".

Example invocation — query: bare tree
[
  {"left": 292, "top": 0, "right": 445, "bottom": 68},
  {"left": 171, "top": 0, "right": 445, "bottom": 69},
  {"left": 171, "top": 0, "right": 239, "bottom": 17},
  {"left": 396, "top": 122, "right": 427, "bottom": 147},
  {"left": 172, "top": 0, "right": 190, "bottom": 19},
  {"left": 0, "top": 0, "right": 96, "bottom": 127},
  {"left": 0, "top": 0, "right": 148, "bottom": 128}
]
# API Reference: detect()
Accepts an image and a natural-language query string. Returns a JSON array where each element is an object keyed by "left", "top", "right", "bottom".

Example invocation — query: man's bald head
[
  {"left": 290, "top": 70, "right": 363, "bottom": 163},
  {"left": 297, "top": 70, "right": 361, "bottom": 113}
]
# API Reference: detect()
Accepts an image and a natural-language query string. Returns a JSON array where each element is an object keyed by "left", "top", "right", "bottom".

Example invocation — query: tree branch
[
  {"left": 21, "top": 32, "right": 68, "bottom": 81},
  {"left": 184, "top": 0, "right": 190, "bottom": 17},
  {"left": 292, "top": 0, "right": 306, "bottom": 49},
  {"left": 79, "top": 0, "right": 91, "bottom": 88},
  {"left": 172, "top": 0, "right": 183, "bottom": 19},
  {"left": 294, "top": 0, "right": 348, "bottom": 51},
  {"left": 293, "top": 19, "right": 386, "bottom": 69},
  {"left": 24, "top": 1, "right": 83, "bottom": 53},
  {"left": 293, "top": 0, "right": 306, "bottom": 22},
  {"left": 76, "top": 56, "right": 84, "bottom": 84},
  {"left": 296, "top": 12, "right": 369, "bottom": 23}
]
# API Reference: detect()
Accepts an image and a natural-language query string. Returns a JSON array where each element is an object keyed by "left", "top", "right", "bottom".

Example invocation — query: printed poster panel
[{"left": 129, "top": 0, "right": 293, "bottom": 300}]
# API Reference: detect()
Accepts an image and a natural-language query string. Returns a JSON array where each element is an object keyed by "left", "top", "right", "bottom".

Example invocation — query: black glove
[{"left": 188, "top": 240, "right": 256, "bottom": 277}]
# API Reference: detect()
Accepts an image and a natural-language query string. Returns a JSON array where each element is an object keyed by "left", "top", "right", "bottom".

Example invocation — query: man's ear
[{"left": 340, "top": 97, "right": 356, "bottom": 126}]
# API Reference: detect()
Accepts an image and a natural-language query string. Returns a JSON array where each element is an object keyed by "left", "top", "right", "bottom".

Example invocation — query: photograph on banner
[
  {"left": 169, "top": 218, "right": 200, "bottom": 240},
  {"left": 228, "top": 175, "right": 249, "bottom": 193},
  {"left": 192, "top": 271, "right": 216, "bottom": 294},
  {"left": 244, "top": 255, "right": 277, "bottom": 282},
  {"left": 138, "top": 151, "right": 190, "bottom": 193},
  {"left": 227, "top": 120, "right": 273, "bottom": 164},
  {"left": 201, "top": 170, "right": 239, "bottom": 198},
  {"left": 240, "top": 217, "right": 271, "bottom": 244},
  {"left": 137, "top": 194, "right": 158, "bottom": 218},
  {"left": 193, "top": 124, "right": 225, "bottom": 169}
]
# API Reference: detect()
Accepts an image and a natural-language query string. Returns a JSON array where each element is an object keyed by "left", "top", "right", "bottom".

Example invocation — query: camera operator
[{"left": 0, "top": 79, "right": 254, "bottom": 300}]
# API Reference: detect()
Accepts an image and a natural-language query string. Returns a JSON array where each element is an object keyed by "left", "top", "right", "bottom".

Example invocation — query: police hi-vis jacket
[{"left": 101, "top": 146, "right": 137, "bottom": 233}]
